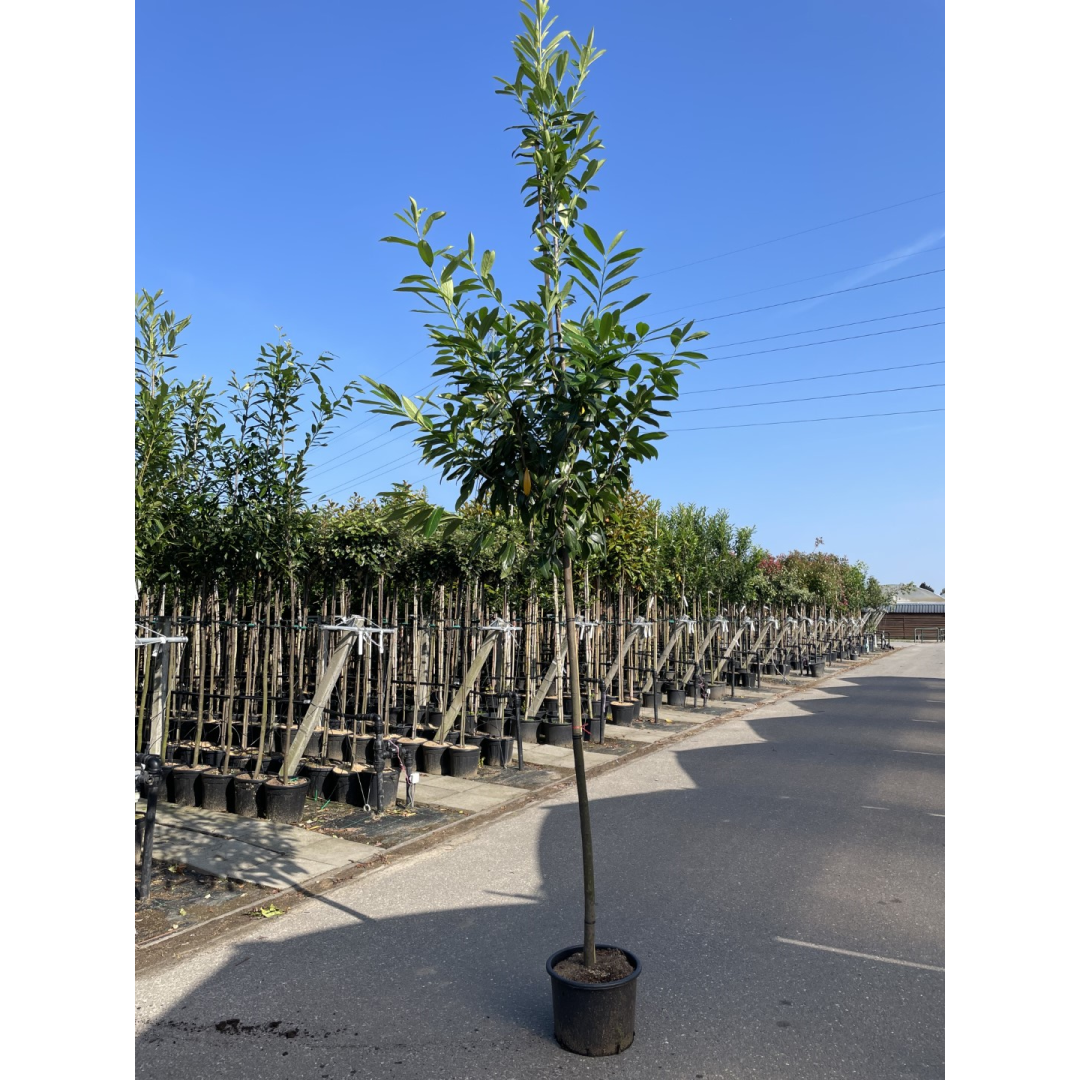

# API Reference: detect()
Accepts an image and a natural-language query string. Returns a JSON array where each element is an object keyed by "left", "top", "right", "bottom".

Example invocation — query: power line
[
  {"left": 673, "top": 382, "right": 944, "bottom": 415},
  {"left": 669, "top": 408, "right": 944, "bottom": 432},
  {"left": 699, "top": 308, "right": 944, "bottom": 350},
  {"left": 682, "top": 360, "right": 945, "bottom": 396},
  {"left": 693, "top": 269, "right": 944, "bottom": 323},
  {"left": 645, "top": 249, "right": 945, "bottom": 318},
  {"left": 317, "top": 447, "right": 423, "bottom": 499},
  {"left": 696, "top": 320, "right": 943, "bottom": 364},
  {"left": 639, "top": 191, "right": 944, "bottom": 280}
]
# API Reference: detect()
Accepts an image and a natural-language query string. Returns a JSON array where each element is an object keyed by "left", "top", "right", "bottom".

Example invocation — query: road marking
[
  {"left": 928, "top": 813, "right": 945, "bottom": 818},
  {"left": 912, "top": 719, "right": 943, "bottom": 723},
  {"left": 893, "top": 749, "right": 944, "bottom": 756},
  {"left": 861, "top": 805, "right": 888, "bottom": 810},
  {"left": 774, "top": 937, "right": 945, "bottom": 973}
]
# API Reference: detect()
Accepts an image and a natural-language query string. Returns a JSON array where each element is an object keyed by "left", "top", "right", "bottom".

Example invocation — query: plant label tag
[{"left": 409, "top": 772, "right": 420, "bottom": 784}]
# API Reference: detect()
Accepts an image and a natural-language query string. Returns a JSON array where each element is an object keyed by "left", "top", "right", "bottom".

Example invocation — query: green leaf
[
  {"left": 481, "top": 250, "right": 495, "bottom": 277},
  {"left": 417, "top": 240, "right": 434, "bottom": 267},
  {"left": 581, "top": 224, "right": 605, "bottom": 254}
]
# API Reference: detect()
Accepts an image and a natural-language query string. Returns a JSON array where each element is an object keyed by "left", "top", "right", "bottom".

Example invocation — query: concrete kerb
[{"left": 135, "top": 648, "right": 899, "bottom": 969}]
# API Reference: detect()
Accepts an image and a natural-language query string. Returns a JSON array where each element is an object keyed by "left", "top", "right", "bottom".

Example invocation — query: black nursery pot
[
  {"left": 666, "top": 688, "right": 687, "bottom": 707},
  {"left": 232, "top": 774, "right": 264, "bottom": 818},
  {"left": 418, "top": 741, "right": 448, "bottom": 774},
  {"left": 584, "top": 713, "right": 605, "bottom": 743},
  {"left": 262, "top": 778, "right": 308, "bottom": 824},
  {"left": 170, "top": 764, "right": 210, "bottom": 806},
  {"left": 302, "top": 764, "right": 337, "bottom": 800},
  {"left": 547, "top": 945, "right": 641, "bottom": 1056},
  {"left": 198, "top": 770, "right": 233, "bottom": 813},
  {"left": 325, "top": 730, "right": 348, "bottom": 762},
  {"left": 481, "top": 735, "right": 513, "bottom": 767},
  {"left": 444, "top": 745, "right": 480, "bottom": 777},
  {"left": 608, "top": 701, "right": 635, "bottom": 725},
  {"left": 538, "top": 720, "right": 574, "bottom": 747},
  {"left": 512, "top": 718, "right": 541, "bottom": 744}
]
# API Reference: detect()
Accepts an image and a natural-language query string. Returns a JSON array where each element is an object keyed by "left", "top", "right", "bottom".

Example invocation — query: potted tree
[{"left": 364, "top": 0, "right": 706, "bottom": 1055}]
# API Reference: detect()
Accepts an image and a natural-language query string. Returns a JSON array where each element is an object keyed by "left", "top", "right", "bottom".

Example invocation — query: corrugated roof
[
  {"left": 884, "top": 603, "right": 945, "bottom": 614},
  {"left": 882, "top": 585, "right": 945, "bottom": 605}
]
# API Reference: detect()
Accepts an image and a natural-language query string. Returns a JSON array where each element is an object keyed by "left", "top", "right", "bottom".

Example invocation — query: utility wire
[
  {"left": 639, "top": 191, "right": 944, "bottom": 279},
  {"left": 673, "top": 383, "right": 944, "bottom": 415},
  {"left": 646, "top": 250, "right": 944, "bottom": 318},
  {"left": 700, "top": 308, "right": 944, "bottom": 350},
  {"left": 682, "top": 360, "right": 945, "bottom": 396},
  {"left": 694, "top": 269, "right": 944, "bottom": 323},
  {"left": 318, "top": 448, "right": 423, "bottom": 500},
  {"left": 696, "top": 320, "right": 943, "bottom": 364},
  {"left": 669, "top": 408, "right": 944, "bottom": 432}
]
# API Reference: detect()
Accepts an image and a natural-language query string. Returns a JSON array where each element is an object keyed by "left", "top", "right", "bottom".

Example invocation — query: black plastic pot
[
  {"left": 444, "top": 745, "right": 480, "bottom": 777},
  {"left": 542, "top": 696, "right": 560, "bottom": 718},
  {"left": 609, "top": 701, "right": 635, "bottom": 725},
  {"left": 513, "top": 718, "right": 541, "bottom": 744},
  {"left": 330, "top": 768, "right": 353, "bottom": 803},
  {"left": 325, "top": 731, "right": 348, "bottom": 762},
  {"left": 233, "top": 774, "right": 264, "bottom": 818},
  {"left": 350, "top": 734, "right": 374, "bottom": 764},
  {"left": 198, "top": 770, "right": 233, "bottom": 812},
  {"left": 302, "top": 764, "right": 337, "bottom": 800},
  {"left": 418, "top": 741, "right": 448, "bottom": 774},
  {"left": 351, "top": 766, "right": 385, "bottom": 807},
  {"left": 170, "top": 764, "right": 210, "bottom": 806},
  {"left": 262, "top": 778, "right": 308, "bottom": 823},
  {"left": 477, "top": 716, "right": 504, "bottom": 736},
  {"left": 547, "top": 945, "right": 641, "bottom": 1056},
  {"left": 463, "top": 732, "right": 487, "bottom": 749},
  {"left": 584, "top": 713, "right": 605, "bottom": 743},
  {"left": 666, "top": 688, "right": 686, "bottom": 707},
  {"left": 631, "top": 697, "right": 642, "bottom": 721},
  {"left": 172, "top": 744, "right": 196, "bottom": 767},
  {"left": 539, "top": 720, "right": 573, "bottom": 746},
  {"left": 640, "top": 691, "right": 655, "bottom": 708},
  {"left": 481, "top": 735, "right": 513, "bottom": 767}
]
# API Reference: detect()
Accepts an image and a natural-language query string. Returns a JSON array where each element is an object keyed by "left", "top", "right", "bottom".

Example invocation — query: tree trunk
[{"left": 562, "top": 554, "right": 597, "bottom": 968}]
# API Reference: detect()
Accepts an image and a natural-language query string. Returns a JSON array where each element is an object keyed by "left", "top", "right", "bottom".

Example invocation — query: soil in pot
[
  {"left": 463, "top": 732, "right": 487, "bottom": 749},
  {"left": 444, "top": 745, "right": 480, "bottom": 778},
  {"left": 232, "top": 773, "right": 265, "bottom": 818},
  {"left": 539, "top": 720, "right": 574, "bottom": 747},
  {"left": 418, "top": 740, "right": 449, "bottom": 774},
  {"left": 261, "top": 777, "right": 308, "bottom": 823},
  {"left": 608, "top": 701, "right": 635, "bottom": 725},
  {"left": 198, "top": 769, "right": 233, "bottom": 812},
  {"left": 547, "top": 945, "right": 641, "bottom": 1056},
  {"left": 170, "top": 763, "right": 211, "bottom": 806}
]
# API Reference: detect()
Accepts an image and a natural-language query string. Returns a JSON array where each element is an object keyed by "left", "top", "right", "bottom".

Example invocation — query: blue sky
[{"left": 136, "top": 0, "right": 945, "bottom": 589}]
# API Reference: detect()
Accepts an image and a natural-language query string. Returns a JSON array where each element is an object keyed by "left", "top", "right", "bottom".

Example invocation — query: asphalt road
[{"left": 136, "top": 644, "right": 945, "bottom": 1080}]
